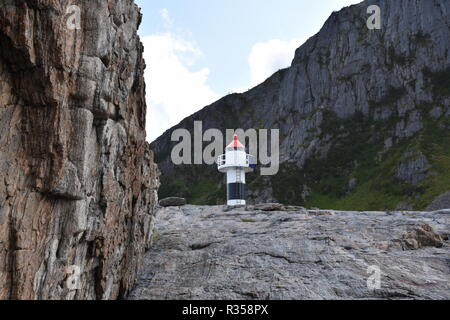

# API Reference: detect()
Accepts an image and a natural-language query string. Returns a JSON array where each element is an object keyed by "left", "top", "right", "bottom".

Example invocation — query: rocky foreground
[{"left": 130, "top": 205, "right": 449, "bottom": 300}]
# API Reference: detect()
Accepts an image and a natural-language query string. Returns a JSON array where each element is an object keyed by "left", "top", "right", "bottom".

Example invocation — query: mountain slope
[{"left": 151, "top": 0, "right": 450, "bottom": 210}]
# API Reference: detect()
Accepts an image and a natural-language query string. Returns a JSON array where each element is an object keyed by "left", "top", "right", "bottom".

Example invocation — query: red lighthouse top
[{"left": 226, "top": 135, "right": 245, "bottom": 150}]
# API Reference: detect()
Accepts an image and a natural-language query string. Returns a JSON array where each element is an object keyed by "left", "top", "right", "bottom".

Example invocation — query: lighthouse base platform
[{"left": 227, "top": 199, "right": 246, "bottom": 206}]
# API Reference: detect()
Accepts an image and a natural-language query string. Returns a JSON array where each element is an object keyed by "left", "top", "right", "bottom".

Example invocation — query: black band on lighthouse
[{"left": 227, "top": 183, "right": 245, "bottom": 200}]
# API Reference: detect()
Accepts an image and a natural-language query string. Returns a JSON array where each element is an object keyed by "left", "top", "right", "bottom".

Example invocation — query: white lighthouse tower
[{"left": 217, "top": 135, "right": 255, "bottom": 206}]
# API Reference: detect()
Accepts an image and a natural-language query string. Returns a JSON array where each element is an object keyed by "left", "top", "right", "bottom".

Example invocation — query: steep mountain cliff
[
  {"left": 0, "top": 0, "right": 159, "bottom": 299},
  {"left": 151, "top": 0, "right": 450, "bottom": 211}
]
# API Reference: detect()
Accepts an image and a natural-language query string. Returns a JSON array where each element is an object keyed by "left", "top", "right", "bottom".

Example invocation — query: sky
[{"left": 135, "top": 0, "right": 362, "bottom": 142}]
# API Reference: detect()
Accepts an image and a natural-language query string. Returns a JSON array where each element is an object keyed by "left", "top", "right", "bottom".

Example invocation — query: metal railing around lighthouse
[{"left": 217, "top": 154, "right": 256, "bottom": 167}]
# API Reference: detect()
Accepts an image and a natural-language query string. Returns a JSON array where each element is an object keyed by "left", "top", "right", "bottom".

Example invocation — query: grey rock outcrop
[
  {"left": 254, "top": 203, "right": 285, "bottom": 211},
  {"left": 0, "top": 1, "right": 159, "bottom": 299},
  {"left": 130, "top": 205, "right": 450, "bottom": 300},
  {"left": 395, "top": 152, "right": 431, "bottom": 185}
]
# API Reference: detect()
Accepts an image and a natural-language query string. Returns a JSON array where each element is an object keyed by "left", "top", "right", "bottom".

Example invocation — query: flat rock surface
[{"left": 130, "top": 205, "right": 450, "bottom": 300}]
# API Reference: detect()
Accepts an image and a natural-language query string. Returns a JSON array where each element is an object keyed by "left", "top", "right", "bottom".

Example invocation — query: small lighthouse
[{"left": 217, "top": 135, "right": 255, "bottom": 206}]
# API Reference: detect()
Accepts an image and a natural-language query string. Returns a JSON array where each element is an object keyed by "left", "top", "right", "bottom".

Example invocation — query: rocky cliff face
[
  {"left": 130, "top": 205, "right": 449, "bottom": 300},
  {"left": 152, "top": 0, "right": 450, "bottom": 210},
  {"left": 0, "top": 0, "right": 159, "bottom": 299}
]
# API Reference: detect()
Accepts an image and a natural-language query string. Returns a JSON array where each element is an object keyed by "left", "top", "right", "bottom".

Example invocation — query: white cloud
[
  {"left": 247, "top": 38, "right": 306, "bottom": 88},
  {"left": 159, "top": 8, "right": 173, "bottom": 27},
  {"left": 143, "top": 10, "right": 219, "bottom": 142}
]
